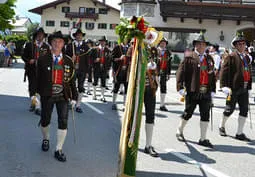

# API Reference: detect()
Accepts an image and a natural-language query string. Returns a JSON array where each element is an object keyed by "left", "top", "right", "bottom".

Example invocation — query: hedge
[{"left": 0, "top": 34, "right": 28, "bottom": 56}]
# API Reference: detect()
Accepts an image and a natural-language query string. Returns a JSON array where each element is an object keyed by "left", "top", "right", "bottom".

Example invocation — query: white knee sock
[
  {"left": 160, "top": 93, "right": 166, "bottom": 107},
  {"left": 220, "top": 114, "right": 229, "bottom": 128},
  {"left": 41, "top": 125, "right": 50, "bottom": 140},
  {"left": 177, "top": 119, "right": 188, "bottom": 134},
  {"left": 93, "top": 86, "right": 97, "bottom": 98},
  {"left": 237, "top": 115, "right": 246, "bottom": 135},
  {"left": 200, "top": 121, "right": 209, "bottom": 141},
  {"left": 101, "top": 87, "right": 105, "bottom": 99},
  {"left": 56, "top": 129, "right": 67, "bottom": 151},
  {"left": 87, "top": 82, "right": 91, "bottom": 91},
  {"left": 123, "top": 94, "right": 126, "bottom": 106},
  {"left": 112, "top": 93, "right": 117, "bottom": 104},
  {"left": 76, "top": 92, "right": 83, "bottom": 107},
  {"left": 145, "top": 123, "right": 154, "bottom": 148}
]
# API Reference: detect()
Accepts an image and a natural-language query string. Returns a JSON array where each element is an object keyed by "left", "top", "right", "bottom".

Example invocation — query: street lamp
[{"left": 120, "top": 0, "right": 157, "bottom": 18}]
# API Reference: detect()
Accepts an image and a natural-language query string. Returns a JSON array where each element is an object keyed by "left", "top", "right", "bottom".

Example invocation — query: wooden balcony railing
[{"left": 65, "top": 12, "right": 99, "bottom": 21}]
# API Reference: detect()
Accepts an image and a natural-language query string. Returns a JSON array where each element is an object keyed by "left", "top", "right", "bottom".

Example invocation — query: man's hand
[
  {"left": 96, "top": 58, "right": 101, "bottom": 62},
  {"left": 72, "top": 55, "right": 76, "bottom": 62},
  {"left": 222, "top": 87, "right": 232, "bottom": 96},
  {"left": 70, "top": 100, "right": 76, "bottom": 108},
  {"left": 178, "top": 89, "right": 187, "bottom": 96},
  {"left": 29, "top": 59, "right": 35, "bottom": 64}
]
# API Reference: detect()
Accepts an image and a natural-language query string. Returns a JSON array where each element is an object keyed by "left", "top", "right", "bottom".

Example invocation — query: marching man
[
  {"left": 93, "top": 36, "right": 111, "bottom": 102},
  {"left": 176, "top": 33, "right": 216, "bottom": 148},
  {"left": 22, "top": 27, "right": 50, "bottom": 115},
  {"left": 157, "top": 38, "right": 172, "bottom": 111},
  {"left": 111, "top": 39, "right": 130, "bottom": 110},
  {"left": 144, "top": 47, "right": 159, "bottom": 157},
  {"left": 66, "top": 28, "right": 90, "bottom": 113},
  {"left": 219, "top": 33, "right": 252, "bottom": 141},
  {"left": 36, "top": 31, "right": 78, "bottom": 162}
]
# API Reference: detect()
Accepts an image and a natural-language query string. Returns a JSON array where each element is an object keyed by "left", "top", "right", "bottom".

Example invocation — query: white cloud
[{"left": 35, "top": 0, "right": 55, "bottom": 3}]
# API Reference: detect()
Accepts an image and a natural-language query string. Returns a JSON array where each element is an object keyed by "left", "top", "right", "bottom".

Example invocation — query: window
[
  {"left": 85, "top": 22, "right": 94, "bottom": 30},
  {"left": 60, "top": 21, "right": 70, "bottom": 27},
  {"left": 86, "top": 8, "right": 95, "bottom": 14},
  {"left": 62, "top": 6, "right": 70, "bottom": 13},
  {"left": 98, "top": 23, "right": 107, "bottom": 29},
  {"left": 99, "top": 8, "right": 108, "bottom": 14},
  {"left": 46, "top": 20, "right": 55, "bottom": 27},
  {"left": 110, "top": 24, "right": 118, "bottom": 30},
  {"left": 79, "top": 7, "right": 85, "bottom": 14},
  {"left": 73, "top": 21, "right": 82, "bottom": 28}
]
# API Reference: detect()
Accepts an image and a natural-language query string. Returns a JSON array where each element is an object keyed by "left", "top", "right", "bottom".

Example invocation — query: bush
[{"left": 0, "top": 34, "right": 28, "bottom": 56}]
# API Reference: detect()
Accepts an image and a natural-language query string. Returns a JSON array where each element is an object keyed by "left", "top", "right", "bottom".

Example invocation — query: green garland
[{"left": 115, "top": 16, "right": 149, "bottom": 44}]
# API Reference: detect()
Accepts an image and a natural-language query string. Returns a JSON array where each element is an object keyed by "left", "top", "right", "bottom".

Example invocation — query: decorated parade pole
[{"left": 116, "top": 16, "right": 163, "bottom": 177}]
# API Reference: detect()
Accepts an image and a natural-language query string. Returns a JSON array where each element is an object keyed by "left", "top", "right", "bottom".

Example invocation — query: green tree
[
  {"left": 26, "top": 22, "right": 39, "bottom": 41},
  {"left": 0, "top": 0, "right": 17, "bottom": 31}
]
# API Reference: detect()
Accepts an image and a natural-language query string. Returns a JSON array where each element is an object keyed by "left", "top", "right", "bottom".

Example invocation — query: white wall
[
  {"left": 122, "top": 2, "right": 255, "bottom": 49},
  {"left": 41, "top": 0, "right": 120, "bottom": 40}
]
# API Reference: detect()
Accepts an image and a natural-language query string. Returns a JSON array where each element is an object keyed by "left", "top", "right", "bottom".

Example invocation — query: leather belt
[{"left": 199, "top": 85, "right": 208, "bottom": 94}]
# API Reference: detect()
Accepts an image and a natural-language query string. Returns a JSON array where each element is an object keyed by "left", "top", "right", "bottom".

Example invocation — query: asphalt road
[{"left": 0, "top": 61, "right": 254, "bottom": 177}]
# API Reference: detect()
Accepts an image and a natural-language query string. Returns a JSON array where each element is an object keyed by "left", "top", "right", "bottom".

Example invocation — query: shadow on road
[{"left": 136, "top": 171, "right": 202, "bottom": 177}]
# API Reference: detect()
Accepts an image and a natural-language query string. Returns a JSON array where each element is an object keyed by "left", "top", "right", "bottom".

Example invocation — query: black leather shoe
[
  {"left": 112, "top": 104, "right": 117, "bottom": 110},
  {"left": 198, "top": 139, "right": 213, "bottom": 148},
  {"left": 101, "top": 98, "right": 107, "bottom": 102},
  {"left": 176, "top": 133, "right": 185, "bottom": 142},
  {"left": 159, "top": 106, "right": 168, "bottom": 112},
  {"left": 41, "top": 139, "right": 49, "bottom": 152},
  {"left": 29, "top": 105, "right": 35, "bottom": 112},
  {"left": 75, "top": 107, "right": 83, "bottom": 113},
  {"left": 54, "top": 150, "right": 66, "bottom": 162},
  {"left": 87, "top": 91, "right": 92, "bottom": 95},
  {"left": 219, "top": 127, "right": 227, "bottom": 136},
  {"left": 235, "top": 133, "right": 251, "bottom": 142},
  {"left": 144, "top": 146, "right": 159, "bottom": 157},
  {"left": 35, "top": 109, "right": 41, "bottom": 116}
]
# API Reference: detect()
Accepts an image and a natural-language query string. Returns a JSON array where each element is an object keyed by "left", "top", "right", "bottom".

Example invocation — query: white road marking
[
  {"left": 165, "top": 148, "right": 231, "bottom": 177},
  {"left": 84, "top": 102, "right": 104, "bottom": 115}
]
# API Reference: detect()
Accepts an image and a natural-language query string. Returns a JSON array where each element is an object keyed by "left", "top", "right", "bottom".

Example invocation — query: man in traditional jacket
[
  {"left": 144, "top": 50, "right": 159, "bottom": 157},
  {"left": 111, "top": 40, "right": 130, "bottom": 110},
  {"left": 37, "top": 31, "right": 78, "bottom": 162},
  {"left": 176, "top": 33, "right": 216, "bottom": 148},
  {"left": 22, "top": 27, "right": 50, "bottom": 115},
  {"left": 219, "top": 33, "right": 252, "bottom": 141},
  {"left": 85, "top": 39, "right": 96, "bottom": 95},
  {"left": 157, "top": 38, "right": 172, "bottom": 111},
  {"left": 92, "top": 36, "right": 111, "bottom": 102},
  {"left": 66, "top": 28, "right": 90, "bottom": 113}
]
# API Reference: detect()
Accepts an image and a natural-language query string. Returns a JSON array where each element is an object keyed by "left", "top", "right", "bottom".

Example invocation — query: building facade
[
  {"left": 10, "top": 16, "right": 32, "bottom": 35},
  {"left": 29, "top": 0, "right": 120, "bottom": 42},
  {"left": 120, "top": 0, "right": 255, "bottom": 50}
]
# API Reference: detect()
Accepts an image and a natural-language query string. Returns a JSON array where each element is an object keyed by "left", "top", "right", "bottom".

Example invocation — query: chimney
[{"left": 103, "top": 0, "right": 105, "bottom": 4}]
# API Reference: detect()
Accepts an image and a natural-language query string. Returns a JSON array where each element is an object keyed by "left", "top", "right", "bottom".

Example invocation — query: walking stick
[{"left": 71, "top": 105, "right": 77, "bottom": 144}]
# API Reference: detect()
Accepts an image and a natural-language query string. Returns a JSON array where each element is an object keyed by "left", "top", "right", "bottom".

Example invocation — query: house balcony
[
  {"left": 65, "top": 12, "right": 99, "bottom": 21},
  {"left": 158, "top": 0, "right": 255, "bottom": 22}
]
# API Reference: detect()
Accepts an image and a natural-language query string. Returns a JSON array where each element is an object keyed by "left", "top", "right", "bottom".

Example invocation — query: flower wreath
[{"left": 115, "top": 16, "right": 149, "bottom": 44}]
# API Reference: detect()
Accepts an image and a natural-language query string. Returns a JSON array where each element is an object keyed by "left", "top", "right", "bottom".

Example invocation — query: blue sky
[{"left": 14, "top": 0, "right": 120, "bottom": 23}]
